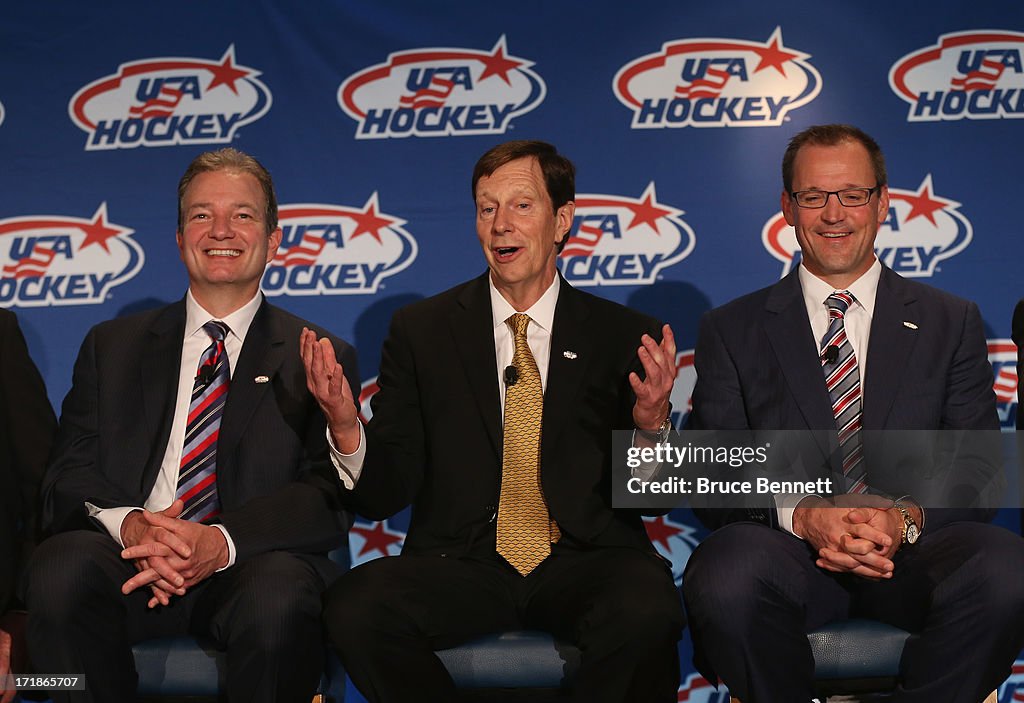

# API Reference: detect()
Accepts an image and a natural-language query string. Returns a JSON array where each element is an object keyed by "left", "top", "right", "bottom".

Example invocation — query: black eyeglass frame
[{"left": 789, "top": 185, "right": 881, "bottom": 209}]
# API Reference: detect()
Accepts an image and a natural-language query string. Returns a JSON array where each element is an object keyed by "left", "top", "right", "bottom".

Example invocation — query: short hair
[
  {"left": 781, "top": 124, "right": 887, "bottom": 193},
  {"left": 472, "top": 140, "right": 575, "bottom": 211},
  {"left": 472, "top": 140, "right": 575, "bottom": 252},
  {"left": 177, "top": 148, "right": 278, "bottom": 234}
]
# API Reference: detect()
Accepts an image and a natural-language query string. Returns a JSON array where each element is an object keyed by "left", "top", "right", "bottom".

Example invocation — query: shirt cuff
[
  {"left": 328, "top": 422, "right": 366, "bottom": 490},
  {"left": 774, "top": 493, "right": 818, "bottom": 538},
  {"left": 211, "top": 524, "right": 236, "bottom": 570},
  {"left": 86, "top": 503, "right": 140, "bottom": 547}
]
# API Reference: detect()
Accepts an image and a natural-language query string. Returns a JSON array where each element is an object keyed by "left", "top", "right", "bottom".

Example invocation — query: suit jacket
[
  {"left": 346, "top": 272, "right": 663, "bottom": 558},
  {"left": 0, "top": 309, "right": 57, "bottom": 611},
  {"left": 686, "top": 266, "right": 999, "bottom": 531},
  {"left": 40, "top": 298, "right": 357, "bottom": 576}
]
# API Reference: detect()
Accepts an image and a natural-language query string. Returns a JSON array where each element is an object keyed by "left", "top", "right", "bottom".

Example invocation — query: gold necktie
[{"left": 497, "top": 313, "right": 559, "bottom": 575}]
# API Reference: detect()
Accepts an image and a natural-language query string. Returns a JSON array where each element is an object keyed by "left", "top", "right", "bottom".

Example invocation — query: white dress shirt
[
  {"left": 776, "top": 258, "right": 881, "bottom": 537},
  {"left": 87, "top": 289, "right": 263, "bottom": 568}
]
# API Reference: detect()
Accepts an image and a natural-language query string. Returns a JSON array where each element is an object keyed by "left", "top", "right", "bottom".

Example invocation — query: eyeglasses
[{"left": 789, "top": 186, "right": 880, "bottom": 209}]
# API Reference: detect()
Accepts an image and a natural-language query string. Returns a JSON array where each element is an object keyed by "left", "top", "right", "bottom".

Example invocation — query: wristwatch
[
  {"left": 636, "top": 417, "right": 672, "bottom": 443},
  {"left": 892, "top": 498, "right": 921, "bottom": 545}
]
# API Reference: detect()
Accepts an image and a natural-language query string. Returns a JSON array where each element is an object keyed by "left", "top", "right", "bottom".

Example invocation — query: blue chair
[{"left": 132, "top": 544, "right": 350, "bottom": 702}]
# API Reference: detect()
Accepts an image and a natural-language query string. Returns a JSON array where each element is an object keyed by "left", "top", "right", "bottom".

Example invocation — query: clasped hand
[
  {"left": 119, "top": 499, "right": 228, "bottom": 608},
  {"left": 794, "top": 494, "right": 903, "bottom": 580}
]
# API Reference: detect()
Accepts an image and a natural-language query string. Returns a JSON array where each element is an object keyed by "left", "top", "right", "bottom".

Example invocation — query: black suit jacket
[
  {"left": 0, "top": 309, "right": 57, "bottom": 611},
  {"left": 346, "top": 272, "right": 663, "bottom": 558},
  {"left": 687, "top": 266, "right": 999, "bottom": 530},
  {"left": 41, "top": 298, "right": 357, "bottom": 575}
]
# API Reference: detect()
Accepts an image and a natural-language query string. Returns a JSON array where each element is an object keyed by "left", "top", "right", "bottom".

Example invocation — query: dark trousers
[
  {"left": 325, "top": 544, "right": 686, "bottom": 703},
  {"left": 682, "top": 521, "right": 1024, "bottom": 703},
  {"left": 26, "top": 530, "right": 328, "bottom": 703}
]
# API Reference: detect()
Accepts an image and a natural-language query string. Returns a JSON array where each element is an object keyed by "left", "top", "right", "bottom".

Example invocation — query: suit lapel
[
  {"left": 542, "top": 281, "right": 592, "bottom": 460},
  {"left": 862, "top": 268, "right": 918, "bottom": 429},
  {"left": 450, "top": 274, "right": 502, "bottom": 457},
  {"left": 140, "top": 302, "right": 187, "bottom": 489},
  {"left": 764, "top": 272, "right": 836, "bottom": 437},
  {"left": 218, "top": 300, "right": 284, "bottom": 461}
]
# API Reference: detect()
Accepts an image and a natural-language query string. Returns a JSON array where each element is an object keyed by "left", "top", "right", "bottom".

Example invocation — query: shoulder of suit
[
  {"left": 261, "top": 300, "right": 349, "bottom": 347},
  {"left": 88, "top": 301, "right": 179, "bottom": 338},
  {"left": 705, "top": 280, "right": 779, "bottom": 322},
  {"left": 881, "top": 268, "right": 975, "bottom": 312},
  {"left": 564, "top": 284, "right": 662, "bottom": 330}
]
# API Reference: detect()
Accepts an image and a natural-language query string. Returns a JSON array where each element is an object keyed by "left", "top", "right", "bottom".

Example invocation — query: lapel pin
[
  {"left": 902, "top": 321, "right": 919, "bottom": 330},
  {"left": 563, "top": 350, "right": 577, "bottom": 360},
  {"left": 254, "top": 375, "right": 270, "bottom": 384}
]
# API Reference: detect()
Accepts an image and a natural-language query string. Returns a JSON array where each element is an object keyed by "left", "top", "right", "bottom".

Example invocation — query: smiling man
[
  {"left": 302, "top": 140, "right": 686, "bottom": 703},
  {"left": 682, "top": 124, "right": 1024, "bottom": 702},
  {"left": 27, "top": 148, "right": 358, "bottom": 703}
]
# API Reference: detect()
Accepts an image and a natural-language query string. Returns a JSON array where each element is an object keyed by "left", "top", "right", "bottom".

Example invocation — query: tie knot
[
  {"left": 203, "top": 320, "right": 229, "bottom": 342},
  {"left": 507, "top": 313, "right": 531, "bottom": 339},
  {"left": 825, "top": 291, "right": 855, "bottom": 316}
]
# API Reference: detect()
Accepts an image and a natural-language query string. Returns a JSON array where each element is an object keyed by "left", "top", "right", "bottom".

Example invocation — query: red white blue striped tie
[
  {"left": 820, "top": 292, "right": 866, "bottom": 494},
  {"left": 176, "top": 320, "right": 229, "bottom": 522}
]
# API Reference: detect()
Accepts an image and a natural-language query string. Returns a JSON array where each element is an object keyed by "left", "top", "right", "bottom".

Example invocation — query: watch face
[{"left": 906, "top": 523, "right": 920, "bottom": 544}]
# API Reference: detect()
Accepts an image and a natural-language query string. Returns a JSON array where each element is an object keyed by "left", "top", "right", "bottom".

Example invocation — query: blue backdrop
[{"left": 3, "top": 2, "right": 1022, "bottom": 699}]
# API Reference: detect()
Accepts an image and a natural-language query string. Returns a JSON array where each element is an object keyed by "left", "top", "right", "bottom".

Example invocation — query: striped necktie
[
  {"left": 176, "top": 320, "right": 230, "bottom": 522},
  {"left": 820, "top": 292, "right": 866, "bottom": 493},
  {"left": 496, "top": 313, "right": 560, "bottom": 576}
]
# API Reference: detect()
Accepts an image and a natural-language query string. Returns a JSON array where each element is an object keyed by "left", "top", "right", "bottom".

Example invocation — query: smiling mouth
[
  {"left": 206, "top": 249, "right": 241, "bottom": 257},
  {"left": 818, "top": 232, "right": 851, "bottom": 239}
]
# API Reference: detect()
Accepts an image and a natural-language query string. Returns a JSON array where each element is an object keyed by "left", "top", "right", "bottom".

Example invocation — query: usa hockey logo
[
  {"left": 763, "top": 176, "right": 972, "bottom": 279},
  {"left": 890, "top": 30, "right": 1024, "bottom": 122},
  {"left": 69, "top": 46, "right": 271, "bottom": 150},
  {"left": 261, "top": 194, "right": 417, "bottom": 296},
  {"left": 613, "top": 27, "right": 820, "bottom": 129},
  {"left": 644, "top": 514, "right": 701, "bottom": 587},
  {"left": 557, "top": 183, "right": 694, "bottom": 286},
  {"left": 0, "top": 204, "right": 143, "bottom": 307},
  {"left": 988, "top": 339, "right": 1019, "bottom": 430},
  {"left": 677, "top": 673, "right": 730, "bottom": 703},
  {"left": 670, "top": 349, "right": 697, "bottom": 429},
  {"left": 338, "top": 36, "right": 545, "bottom": 139},
  {"left": 349, "top": 519, "right": 406, "bottom": 567}
]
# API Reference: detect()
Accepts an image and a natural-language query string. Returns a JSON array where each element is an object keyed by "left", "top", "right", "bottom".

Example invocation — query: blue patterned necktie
[
  {"left": 820, "top": 292, "right": 866, "bottom": 493},
  {"left": 176, "top": 320, "right": 230, "bottom": 522}
]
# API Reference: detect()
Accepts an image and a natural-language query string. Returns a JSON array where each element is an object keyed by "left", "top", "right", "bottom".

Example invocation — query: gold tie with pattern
[{"left": 497, "top": 313, "right": 559, "bottom": 575}]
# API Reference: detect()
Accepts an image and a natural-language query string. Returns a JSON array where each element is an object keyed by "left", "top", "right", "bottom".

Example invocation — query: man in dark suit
[
  {"left": 0, "top": 309, "right": 57, "bottom": 703},
  {"left": 682, "top": 124, "right": 1024, "bottom": 702},
  {"left": 301, "top": 140, "right": 685, "bottom": 702},
  {"left": 26, "top": 148, "right": 358, "bottom": 703}
]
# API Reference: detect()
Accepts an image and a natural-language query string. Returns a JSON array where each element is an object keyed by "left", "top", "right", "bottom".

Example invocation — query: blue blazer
[{"left": 686, "top": 266, "right": 1000, "bottom": 530}]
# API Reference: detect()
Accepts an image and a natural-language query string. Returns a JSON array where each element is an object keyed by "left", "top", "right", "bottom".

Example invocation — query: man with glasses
[{"left": 682, "top": 124, "right": 1024, "bottom": 702}]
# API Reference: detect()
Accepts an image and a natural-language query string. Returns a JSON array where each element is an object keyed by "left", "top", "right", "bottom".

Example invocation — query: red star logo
[
  {"left": 900, "top": 177, "right": 950, "bottom": 227},
  {"left": 206, "top": 47, "right": 250, "bottom": 95},
  {"left": 752, "top": 29, "right": 799, "bottom": 77},
  {"left": 626, "top": 186, "right": 676, "bottom": 233},
  {"left": 478, "top": 37, "right": 523, "bottom": 85},
  {"left": 349, "top": 194, "right": 399, "bottom": 244},
  {"left": 351, "top": 520, "right": 404, "bottom": 559},
  {"left": 643, "top": 516, "right": 684, "bottom": 552},
  {"left": 78, "top": 204, "right": 129, "bottom": 253}
]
